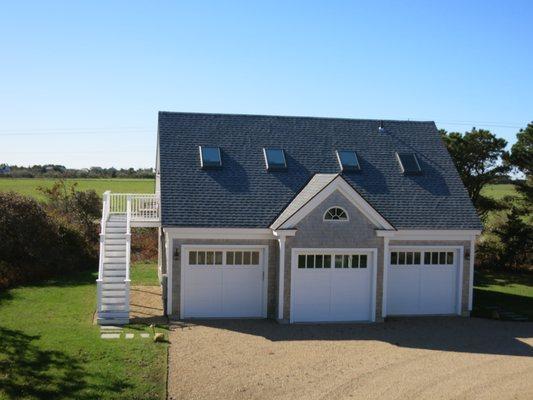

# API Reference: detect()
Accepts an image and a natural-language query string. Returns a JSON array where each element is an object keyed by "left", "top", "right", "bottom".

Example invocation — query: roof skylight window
[
  {"left": 263, "top": 148, "right": 287, "bottom": 171},
  {"left": 199, "top": 146, "right": 222, "bottom": 169},
  {"left": 336, "top": 150, "right": 360, "bottom": 172},
  {"left": 396, "top": 152, "right": 422, "bottom": 174}
]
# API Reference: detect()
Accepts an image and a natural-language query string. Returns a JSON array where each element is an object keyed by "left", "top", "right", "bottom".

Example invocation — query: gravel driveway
[{"left": 168, "top": 318, "right": 533, "bottom": 400}]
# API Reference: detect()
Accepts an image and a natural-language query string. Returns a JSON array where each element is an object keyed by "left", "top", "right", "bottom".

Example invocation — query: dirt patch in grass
[{"left": 130, "top": 285, "right": 167, "bottom": 326}]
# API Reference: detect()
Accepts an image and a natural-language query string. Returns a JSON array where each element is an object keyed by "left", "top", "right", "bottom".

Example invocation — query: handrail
[
  {"left": 125, "top": 195, "right": 132, "bottom": 283},
  {"left": 96, "top": 190, "right": 111, "bottom": 315},
  {"left": 97, "top": 190, "right": 111, "bottom": 281}
]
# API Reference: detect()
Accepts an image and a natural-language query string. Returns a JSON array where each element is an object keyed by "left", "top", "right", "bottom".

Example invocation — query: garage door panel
[
  {"left": 294, "top": 272, "right": 331, "bottom": 321},
  {"left": 292, "top": 250, "right": 374, "bottom": 322},
  {"left": 184, "top": 269, "right": 223, "bottom": 316},
  {"left": 420, "top": 267, "right": 456, "bottom": 314},
  {"left": 387, "top": 267, "right": 420, "bottom": 315},
  {"left": 387, "top": 249, "right": 458, "bottom": 316},
  {"left": 221, "top": 268, "right": 263, "bottom": 317},
  {"left": 183, "top": 248, "right": 265, "bottom": 318}
]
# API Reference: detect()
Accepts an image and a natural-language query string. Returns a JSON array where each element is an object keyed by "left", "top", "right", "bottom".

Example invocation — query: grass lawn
[
  {"left": 473, "top": 269, "right": 533, "bottom": 321},
  {"left": 0, "top": 178, "right": 155, "bottom": 201},
  {"left": 131, "top": 261, "right": 159, "bottom": 286},
  {"left": 480, "top": 183, "right": 518, "bottom": 200},
  {"left": 0, "top": 271, "right": 167, "bottom": 400}
]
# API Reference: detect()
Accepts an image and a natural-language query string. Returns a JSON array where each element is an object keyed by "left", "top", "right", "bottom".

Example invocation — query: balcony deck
[{"left": 108, "top": 192, "right": 160, "bottom": 227}]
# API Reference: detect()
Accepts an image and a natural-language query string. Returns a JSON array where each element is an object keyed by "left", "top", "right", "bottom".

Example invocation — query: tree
[
  {"left": 441, "top": 128, "right": 509, "bottom": 218},
  {"left": 493, "top": 206, "right": 533, "bottom": 269},
  {"left": 508, "top": 122, "right": 533, "bottom": 207}
]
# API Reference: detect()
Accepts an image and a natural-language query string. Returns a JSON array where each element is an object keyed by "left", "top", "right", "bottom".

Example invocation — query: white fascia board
[
  {"left": 376, "top": 229, "right": 482, "bottom": 241},
  {"left": 278, "top": 176, "right": 394, "bottom": 230},
  {"left": 272, "top": 229, "right": 297, "bottom": 237},
  {"left": 163, "top": 227, "right": 275, "bottom": 240}
]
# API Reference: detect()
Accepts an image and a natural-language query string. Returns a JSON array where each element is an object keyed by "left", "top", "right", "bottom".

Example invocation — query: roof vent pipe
[{"left": 378, "top": 120, "right": 386, "bottom": 134}]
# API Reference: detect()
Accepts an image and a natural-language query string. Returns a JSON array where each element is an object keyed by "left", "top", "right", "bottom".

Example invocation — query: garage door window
[
  {"left": 424, "top": 251, "right": 454, "bottom": 265},
  {"left": 390, "top": 251, "right": 421, "bottom": 266},
  {"left": 334, "top": 253, "right": 368, "bottom": 268},
  {"left": 298, "top": 254, "right": 332, "bottom": 269},
  {"left": 391, "top": 251, "right": 454, "bottom": 266},
  {"left": 189, "top": 251, "right": 223, "bottom": 265},
  {"left": 226, "top": 251, "right": 260, "bottom": 266}
]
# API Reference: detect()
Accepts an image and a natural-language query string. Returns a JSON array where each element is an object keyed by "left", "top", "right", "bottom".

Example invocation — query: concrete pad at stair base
[
  {"left": 125, "top": 333, "right": 134, "bottom": 339},
  {"left": 101, "top": 333, "right": 121, "bottom": 339},
  {"left": 140, "top": 333, "right": 150, "bottom": 338}
]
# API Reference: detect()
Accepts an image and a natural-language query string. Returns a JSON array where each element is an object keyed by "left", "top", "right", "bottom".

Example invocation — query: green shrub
[{"left": 0, "top": 192, "right": 96, "bottom": 288}]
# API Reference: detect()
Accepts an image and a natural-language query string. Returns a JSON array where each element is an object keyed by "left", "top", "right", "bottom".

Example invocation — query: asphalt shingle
[{"left": 158, "top": 112, "right": 482, "bottom": 230}]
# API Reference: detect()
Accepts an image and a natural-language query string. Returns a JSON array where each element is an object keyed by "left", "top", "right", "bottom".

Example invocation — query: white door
[
  {"left": 387, "top": 249, "right": 459, "bottom": 315},
  {"left": 292, "top": 249, "right": 374, "bottom": 322},
  {"left": 182, "top": 247, "right": 265, "bottom": 318}
]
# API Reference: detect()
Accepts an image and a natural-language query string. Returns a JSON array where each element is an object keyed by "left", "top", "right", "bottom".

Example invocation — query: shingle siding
[
  {"left": 283, "top": 191, "right": 384, "bottom": 321},
  {"left": 158, "top": 111, "right": 482, "bottom": 230}
]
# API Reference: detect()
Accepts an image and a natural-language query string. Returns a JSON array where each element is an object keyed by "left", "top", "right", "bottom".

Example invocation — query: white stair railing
[
  {"left": 125, "top": 195, "right": 132, "bottom": 311},
  {"left": 96, "top": 190, "right": 111, "bottom": 314}
]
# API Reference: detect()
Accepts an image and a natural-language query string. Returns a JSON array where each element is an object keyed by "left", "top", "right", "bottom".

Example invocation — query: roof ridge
[{"left": 158, "top": 110, "right": 435, "bottom": 124}]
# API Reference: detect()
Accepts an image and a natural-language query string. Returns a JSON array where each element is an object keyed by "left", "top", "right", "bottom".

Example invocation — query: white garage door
[
  {"left": 387, "top": 249, "right": 459, "bottom": 316},
  {"left": 182, "top": 247, "right": 266, "bottom": 318},
  {"left": 292, "top": 249, "right": 375, "bottom": 322}
]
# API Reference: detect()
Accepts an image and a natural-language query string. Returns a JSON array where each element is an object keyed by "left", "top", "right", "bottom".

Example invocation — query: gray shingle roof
[
  {"left": 158, "top": 111, "right": 482, "bottom": 230},
  {"left": 270, "top": 173, "right": 338, "bottom": 229}
]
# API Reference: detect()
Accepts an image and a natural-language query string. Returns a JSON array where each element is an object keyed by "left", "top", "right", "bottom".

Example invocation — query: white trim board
[
  {"left": 277, "top": 176, "right": 394, "bottom": 230},
  {"left": 163, "top": 227, "right": 275, "bottom": 240},
  {"left": 377, "top": 230, "right": 481, "bottom": 241}
]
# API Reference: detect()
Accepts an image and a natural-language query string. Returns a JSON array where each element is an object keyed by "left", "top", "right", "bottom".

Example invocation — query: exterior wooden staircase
[{"left": 96, "top": 191, "right": 160, "bottom": 326}]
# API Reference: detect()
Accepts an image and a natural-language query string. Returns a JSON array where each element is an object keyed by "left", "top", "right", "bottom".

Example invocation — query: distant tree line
[
  {"left": 0, "top": 164, "right": 155, "bottom": 179},
  {"left": 441, "top": 122, "right": 532, "bottom": 270}
]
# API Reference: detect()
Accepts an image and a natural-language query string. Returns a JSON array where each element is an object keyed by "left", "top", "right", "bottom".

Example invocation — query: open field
[
  {"left": 0, "top": 270, "right": 167, "bottom": 400},
  {"left": 0, "top": 178, "right": 518, "bottom": 202},
  {"left": 0, "top": 178, "right": 155, "bottom": 200},
  {"left": 480, "top": 183, "right": 519, "bottom": 200}
]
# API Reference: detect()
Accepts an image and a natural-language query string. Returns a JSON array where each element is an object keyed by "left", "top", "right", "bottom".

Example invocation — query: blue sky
[{"left": 1, "top": 0, "right": 532, "bottom": 168}]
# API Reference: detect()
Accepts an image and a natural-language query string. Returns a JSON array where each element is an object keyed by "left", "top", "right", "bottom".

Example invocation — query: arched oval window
[{"left": 324, "top": 207, "right": 348, "bottom": 221}]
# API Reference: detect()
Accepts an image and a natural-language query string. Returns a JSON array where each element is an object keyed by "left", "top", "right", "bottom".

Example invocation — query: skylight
[
  {"left": 397, "top": 152, "right": 422, "bottom": 174},
  {"left": 263, "top": 148, "right": 287, "bottom": 170},
  {"left": 199, "top": 146, "right": 222, "bottom": 169},
  {"left": 336, "top": 150, "right": 360, "bottom": 172}
]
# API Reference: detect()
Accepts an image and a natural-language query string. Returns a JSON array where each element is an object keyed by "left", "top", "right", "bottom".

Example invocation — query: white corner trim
[
  {"left": 468, "top": 237, "right": 476, "bottom": 310},
  {"left": 371, "top": 248, "right": 378, "bottom": 322},
  {"left": 277, "top": 236, "right": 287, "bottom": 320},
  {"left": 163, "top": 227, "right": 275, "bottom": 240},
  {"left": 382, "top": 237, "right": 389, "bottom": 318},
  {"left": 165, "top": 231, "right": 173, "bottom": 316},
  {"left": 278, "top": 176, "right": 394, "bottom": 230},
  {"left": 457, "top": 246, "right": 465, "bottom": 315}
]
